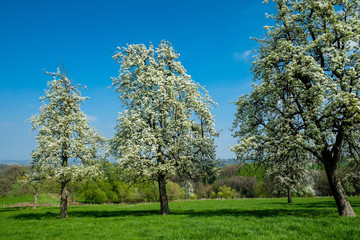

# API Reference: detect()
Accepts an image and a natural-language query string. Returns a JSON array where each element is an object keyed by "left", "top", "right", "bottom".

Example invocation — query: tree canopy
[
  {"left": 232, "top": 0, "right": 360, "bottom": 216},
  {"left": 109, "top": 41, "right": 218, "bottom": 214},
  {"left": 29, "top": 68, "right": 105, "bottom": 218}
]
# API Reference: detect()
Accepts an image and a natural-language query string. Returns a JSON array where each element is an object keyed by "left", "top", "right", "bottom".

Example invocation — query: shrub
[
  {"left": 166, "top": 182, "right": 184, "bottom": 200},
  {"left": 113, "top": 181, "right": 131, "bottom": 202},
  {"left": 194, "top": 182, "right": 213, "bottom": 198},
  {"left": 191, "top": 193, "right": 198, "bottom": 200},
  {"left": 217, "top": 185, "right": 237, "bottom": 199},
  {"left": 140, "top": 182, "right": 159, "bottom": 202},
  {"left": 253, "top": 181, "right": 269, "bottom": 198},
  {"left": 84, "top": 187, "right": 107, "bottom": 204},
  {"left": 125, "top": 187, "right": 143, "bottom": 203},
  {"left": 210, "top": 191, "right": 217, "bottom": 199},
  {"left": 214, "top": 176, "right": 258, "bottom": 198},
  {"left": 98, "top": 181, "right": 119, "bottom": 203}
]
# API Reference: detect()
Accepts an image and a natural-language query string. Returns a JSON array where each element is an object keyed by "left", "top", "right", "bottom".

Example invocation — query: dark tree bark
[
  {"left": 60, "top": 151, "right": 69, "bottom": 218},
  {"left": 287, "top": 186, "right": 292, "bottom": 204},
  {"left": 158, "top": 174, "right": 169, "bottom": 215},
  {"left": 60, "top": 180, "right": 69, "bottom": 218},
  {"left": 322, "top": 151, "right": 356, "bottom": 217}
]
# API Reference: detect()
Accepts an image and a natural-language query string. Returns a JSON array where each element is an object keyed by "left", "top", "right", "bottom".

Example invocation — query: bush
[
  {"left": 194, "top": 182, "right": 213, "bottom": 198},
  {"left": 210, "top": 191, "right": 217, "bottom": 199},
  {"left": 125, "top": 187, "right": 143, "bottom": 203},
  {"left": 214, "top": 176, "right": 259, "bottom": 198},
  {"left": 140, "top": 182, "right": 159, "bottom": 202},
  {"left": 84, "top": 187, "right": 107, "bottom": 204},
  {"left": 98, "top": 181, "right": 119, "bottom": 202},
  {"left": 217, "top": 185, "right": 237, "bottom": 199},
  {"left": 166, "top": 182, "right": 184, "bottom": 200},
  {"left": 113, "top": 181, "right": 130, "bottom": 203},
  {"left": 191, "top": 193, "right": 198, "bottom": 200},
  {"left": 253, "top": 181, "right": 269, "bottom": 198}
]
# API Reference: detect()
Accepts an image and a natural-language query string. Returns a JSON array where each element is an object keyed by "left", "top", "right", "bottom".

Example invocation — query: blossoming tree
[
  {"left": 20, "top": 164, "right": 47, "bottom": 209},
  {"left": 265, "top": 148, "right": 315, "bottom": 203},
  {"left": 109, "top": 41, "right": 218, "bottom": 215},
  {"left": 29, "top": 68, "right": 105, "bottom": 218},
  {"left": 232, "top": 0, "right": 360, "bottom": 216}
]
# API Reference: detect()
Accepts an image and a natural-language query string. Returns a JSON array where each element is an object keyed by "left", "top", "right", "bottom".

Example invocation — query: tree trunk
[
  {"left": 287, "top": 186, "right": 292, "bottom": 204},
  {"left": 60, "top": 180, "right": 69, "bottom": 218},
  {"left": 323, "top": 159, "right": 356, "bottom": 217},
  {"left": 158, "top": 174, "right": 169, "bottom": 215},
  {"left": 33, "top": 190, "right": 39, "bottom": 209}
]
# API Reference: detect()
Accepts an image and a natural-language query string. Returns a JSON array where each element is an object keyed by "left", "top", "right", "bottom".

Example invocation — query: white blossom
[
  {"left": 232, "top": 0, "right": 360, "bottom": 216},
  {"left": 109, "top": 41, "right": 218, "bottom": 182},
  {"left": 29, "top": 67, "right": 105, "bottom": 184}
]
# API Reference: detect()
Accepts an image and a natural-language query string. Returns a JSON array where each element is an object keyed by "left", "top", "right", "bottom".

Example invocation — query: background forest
[{"left": 1, "top": 160, "right": 359, "bottom": 205}]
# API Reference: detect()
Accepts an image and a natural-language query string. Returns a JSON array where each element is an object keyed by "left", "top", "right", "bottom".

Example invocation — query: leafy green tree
[
  {"left": 232, "top": 0, "right": 360, "bottom": 216},
  {"left": 0, "top": 165, "right": 27, "bottom": 197},
  {"left": 109, "top": 41, "right": 218, "bottom": 215},
  {"left": 83, "top": 184, "right": 108, "bottom": 204},
  {"left": 238, "top": 163, "right": 266, "bottom": 181},
  {"left": 218, "top": 164, "right": 240, "bottom": 179},
  {"left": 141, "top": 182, "right": 159, "bottom": 202},
  {"left": 29, "top": 68, "right": 105, "bottom": 218}
]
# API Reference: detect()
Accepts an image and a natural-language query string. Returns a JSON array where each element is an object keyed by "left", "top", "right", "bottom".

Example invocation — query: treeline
[
  {"left": 195, "top": 163, "right": 360, "bottom": 199},
  {"left": 1, "top": 162, "right": 359, "bottom": 204}
]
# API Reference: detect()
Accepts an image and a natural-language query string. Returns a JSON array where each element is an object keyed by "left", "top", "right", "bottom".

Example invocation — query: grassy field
[
  {"left": 0, "top": 197, "right": 359, "bottom": 239},
  {"left": 0, "top": 193, "right": 60, "bottom": 207}
]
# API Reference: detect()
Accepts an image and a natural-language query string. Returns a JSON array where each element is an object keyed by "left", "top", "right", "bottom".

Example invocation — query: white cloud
[
  {"left": 85, "top": 114, "right": 97, "bottom": 122},
  {"left": 233, "top": 50, "right": 252, "bottom": 62}
]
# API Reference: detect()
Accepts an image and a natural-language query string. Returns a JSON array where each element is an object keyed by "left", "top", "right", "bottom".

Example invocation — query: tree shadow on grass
[
  {"left": 262, "top": 198, "right": 360, "bottom": 209},
  {"left": 264, "top": 201, "right": 337, "bottom": 208},
  {"left": 12, "top": 210, "right": 159, "bottom": 220},
  {"left": 0, "top": 208, "right": 16, "bottom": 213},
  {"left": 176, "top": 207, "right": 337, "bottom": 219},
  {"left": 11, "top": 207, "right": 338, "bottom": 220}
]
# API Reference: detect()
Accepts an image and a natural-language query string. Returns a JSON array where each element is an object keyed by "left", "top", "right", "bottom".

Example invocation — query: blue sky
[{"left": 0, "top": 0, "right": 276, "bottom": 161}]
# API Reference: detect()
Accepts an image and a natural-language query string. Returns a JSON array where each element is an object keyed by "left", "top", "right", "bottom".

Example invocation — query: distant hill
[
  {"left": 0, "top": 158, "right": 236, "bottom": 167},
  {"left": 0, "top": 160, "right": 30, "bottom": 165},
  {"left": 217, "top": 158, "right": 237, "bottom": 166}
]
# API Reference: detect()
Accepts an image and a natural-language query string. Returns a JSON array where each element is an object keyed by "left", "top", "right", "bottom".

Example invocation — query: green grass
[
  {"left": 0, "top": 193, "right": 60, "bottom": 207},
  {"left": 0, "top": 197, "right": 359, "bottom": 239}
]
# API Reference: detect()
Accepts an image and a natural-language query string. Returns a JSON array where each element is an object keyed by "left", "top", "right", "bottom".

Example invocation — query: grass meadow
[{"left": 0, "top": 196, "right": 359, "bottom": 239}]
